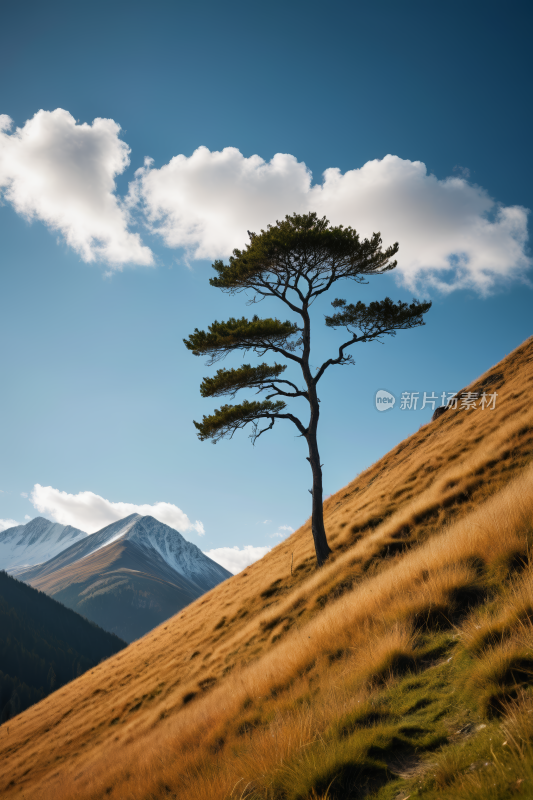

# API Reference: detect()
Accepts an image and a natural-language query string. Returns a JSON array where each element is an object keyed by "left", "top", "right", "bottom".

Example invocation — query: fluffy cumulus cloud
[
  {"left": 30, "top": 484, "right": 204, "bottom": 536},
  {"left": 134, "top": 147, "right": 531, "bottom": 294},
  {"left": 131, "top": 148, "right": 311, "bottom": 261},
  {"left": 0, "top": 110, "right": 153, "bottom": 268},
  {"left": 203, "top": 545, "right": 271, "bottom": 574},
  {"left": 0, "top": 519, "right": 19, "bottom": 533},
  {"left": 1, "top": 108, "right": 529, "bottom": 293}
]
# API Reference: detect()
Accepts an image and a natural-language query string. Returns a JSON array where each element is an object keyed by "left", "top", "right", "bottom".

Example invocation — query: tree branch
[
  {"left": 315, "top": 296, "right": 432, "bottom": 383},
  {"left": 314, "top": 335, "right": 360, "bottom": 384},
  {"left": 275, "top": 412, "right": 308, "bottom": 437},
  {"left": 193, "top": 399, "right": 308, "bottom": 443},
  {"left": 314, "top": 323, "right": 422, "bottom": 384},
  {"left": 267, "top": 379, "right": 307, "bottom": 398},
  {"left": 266, "top": 343, "right": 303, "bottom": 365},
  {"left": 264, "top": 383, "right": 307, "bottom": 400},
  {"left": 257, "top": 275, "right": 306, "bottom": 313},
  {"left": 250, "top": 417, "right": 275, "bottom": 444},
  {"left": 248, "top": 410, "right": 308, "bottom": 441}
]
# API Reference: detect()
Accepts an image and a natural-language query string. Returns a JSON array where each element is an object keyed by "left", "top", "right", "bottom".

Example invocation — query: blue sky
[{"left": 1, "top": 0, "right": 531, "bottom": 571}]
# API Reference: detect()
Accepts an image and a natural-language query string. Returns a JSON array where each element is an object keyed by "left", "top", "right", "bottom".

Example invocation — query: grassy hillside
[
  {"left": 1, "top": 335, "right": 533, "bottom": 800},
  {"left": 0, "top": 571, "right": 126, "bottom": 725}
]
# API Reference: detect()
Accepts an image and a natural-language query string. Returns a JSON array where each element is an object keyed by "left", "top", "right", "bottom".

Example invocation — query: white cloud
[
  {"left": 270, "top": 525, "right": 294, "bottom": 539},
  {"left": 263, "top": 519, "right": 272, "bottom": 524},
  {"left": 0, "top": 110, "right": 153, "bottom": 268},
  {"left": 133, "top": 147, "right": 531, "bottom": 294},
  {"left": 1, "top": 109, "right": 528, "bottom": 293},
  {"left": 24, "top": 515, "right": 32, "bottom": 520},
  {"left": 131, "top": 148, "right": 310, "bottom": 262},
  {"left": 203, "top": 545, "right": 271, "bottom": 574},
  {"left": 0, "top": 519, "right": 19, "bottom": 533},
  {"left": 453, "top": 165, "right": 471, "bottom": 179},
  {"left": 20, "top": 492, "right": 28, "bottom": 498},
  {"left": 30, "top": 484, "right": 204, "bottom": 536}
]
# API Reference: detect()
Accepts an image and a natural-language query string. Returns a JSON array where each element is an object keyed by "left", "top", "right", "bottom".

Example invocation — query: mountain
[
  {"left": 0, "top": 517, "right": 87, "bottom": 571},
  {"left": 0, "top": 570, "right": 125, "bottom": 724},
  {"left": 18, "top": 513, "right": 229, "bottom": 591},
  {"left": 17, "top": 514, "right": 232, "bottom": 642},
  {"left": 2, "top": 336, "right": 532, "bottom": 800}
]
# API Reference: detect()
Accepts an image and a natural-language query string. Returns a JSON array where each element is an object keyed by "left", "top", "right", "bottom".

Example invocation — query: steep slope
[
  {"left": 1, "top": 335, "right": 533, "bottom": 800},
  {"left": 17, "top": 515, "right": 232, "bottom": 641},
  {"left": 0, "top": 516, "right": 87, "bottom": 571},
  {"left": 0, "top": 571, "right": 125, "bottom": 724}
]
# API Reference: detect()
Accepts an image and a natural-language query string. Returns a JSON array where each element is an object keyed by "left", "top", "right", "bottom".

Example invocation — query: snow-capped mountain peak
[
  {"left": 77, "top": 514, "right": 230, "bottom": 590},
  {"left": 124, "top": 515, "right": 230, "bottom": 590},
  {"left": 0, "top": 517, "right": 88, "bottom": 571},
  {"left": 3, "top": 513, "right": 231, "bottom": 592}
]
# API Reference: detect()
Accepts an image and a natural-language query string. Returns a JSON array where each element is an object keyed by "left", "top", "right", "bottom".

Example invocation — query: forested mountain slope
[
  {"left": 0, "top": 571, "right": 126, "bottom": 724},
  {"left": 1, "top": 335, "right": 533, "bottom": 800}
]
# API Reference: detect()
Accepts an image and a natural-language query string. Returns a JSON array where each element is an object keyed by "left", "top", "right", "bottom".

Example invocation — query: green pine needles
[
  {"left": 184, "top": 212, "right": 431, "bottom": 566},
  {"left": 193, "top": 400, "right": 287, "bottom": 444},
  {"left": 200, "top": 364, "right": 289, "bottom": 399},
  {"left": 186, "top": 316, "right": 300, "bottom": 364}
]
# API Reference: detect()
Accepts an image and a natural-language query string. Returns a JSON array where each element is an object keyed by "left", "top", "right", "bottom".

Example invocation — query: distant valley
[{"left": 1, "top": 514, "right": 231, "bottom": 642}]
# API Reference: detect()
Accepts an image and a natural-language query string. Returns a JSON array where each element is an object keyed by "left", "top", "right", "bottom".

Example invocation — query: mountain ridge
[
  {"left": 15, "top": 514, "right": 232, "bottom": 641},
  {"left": 16, "top": 513, "right": 230, "bottom": 592}
]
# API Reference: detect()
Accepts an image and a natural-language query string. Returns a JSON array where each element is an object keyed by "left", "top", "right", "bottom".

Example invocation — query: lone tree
[{"left": 184, "top": 213, "right": 431, "bottom": 566}]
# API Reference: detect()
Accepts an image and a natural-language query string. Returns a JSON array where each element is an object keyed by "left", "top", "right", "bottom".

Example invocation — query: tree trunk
[
  {"left": 307, "top": 430, "right": 332, "bottom": 567},
  {"left": 301, "top": 305, "right": 332, "bottom": 567}
]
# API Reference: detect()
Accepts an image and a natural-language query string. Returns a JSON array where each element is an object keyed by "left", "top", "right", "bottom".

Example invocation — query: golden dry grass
[{"left": 1, "top": 335, "right": 533, "bottom": 800}]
